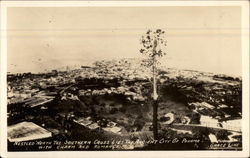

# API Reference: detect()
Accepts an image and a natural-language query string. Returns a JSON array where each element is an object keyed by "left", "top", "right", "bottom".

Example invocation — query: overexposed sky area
[{"left": 7, "top": 7, "right": 241, "bottom": 76}]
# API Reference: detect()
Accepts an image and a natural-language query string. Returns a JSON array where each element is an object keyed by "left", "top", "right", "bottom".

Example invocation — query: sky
[{"left": 7, "top": 6, "right": 242, "bottom": 76}]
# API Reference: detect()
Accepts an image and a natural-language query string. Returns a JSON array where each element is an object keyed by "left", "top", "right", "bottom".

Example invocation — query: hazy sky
[{"left": 7, "top": 6, "right": 242, "bottom": 76}]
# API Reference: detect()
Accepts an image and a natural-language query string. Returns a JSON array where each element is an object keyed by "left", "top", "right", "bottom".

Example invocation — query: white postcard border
[{"left": 0, "top": 1, "right": 249, "bottom": 158}]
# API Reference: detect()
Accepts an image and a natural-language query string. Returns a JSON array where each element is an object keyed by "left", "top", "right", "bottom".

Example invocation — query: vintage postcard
[{"left": 0, "top": 1, "right": 249, "bottom": 158}]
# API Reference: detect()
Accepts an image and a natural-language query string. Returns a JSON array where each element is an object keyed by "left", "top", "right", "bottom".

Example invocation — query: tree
[{"left": 140, "top": 29, "right": 167, "bottom": 139}]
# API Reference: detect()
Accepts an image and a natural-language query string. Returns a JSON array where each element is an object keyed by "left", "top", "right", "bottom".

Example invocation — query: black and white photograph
[{"left": 0, "top": 1, "right": 249, "bottom": 157}]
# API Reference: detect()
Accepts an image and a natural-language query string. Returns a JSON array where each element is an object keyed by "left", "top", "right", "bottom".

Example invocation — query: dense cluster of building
[
  {"left": 158, "top": 68, "right": 242, "bottom": 128},
  {"left": 7, "top": 58, "right": 242, "bottom": 150}
]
